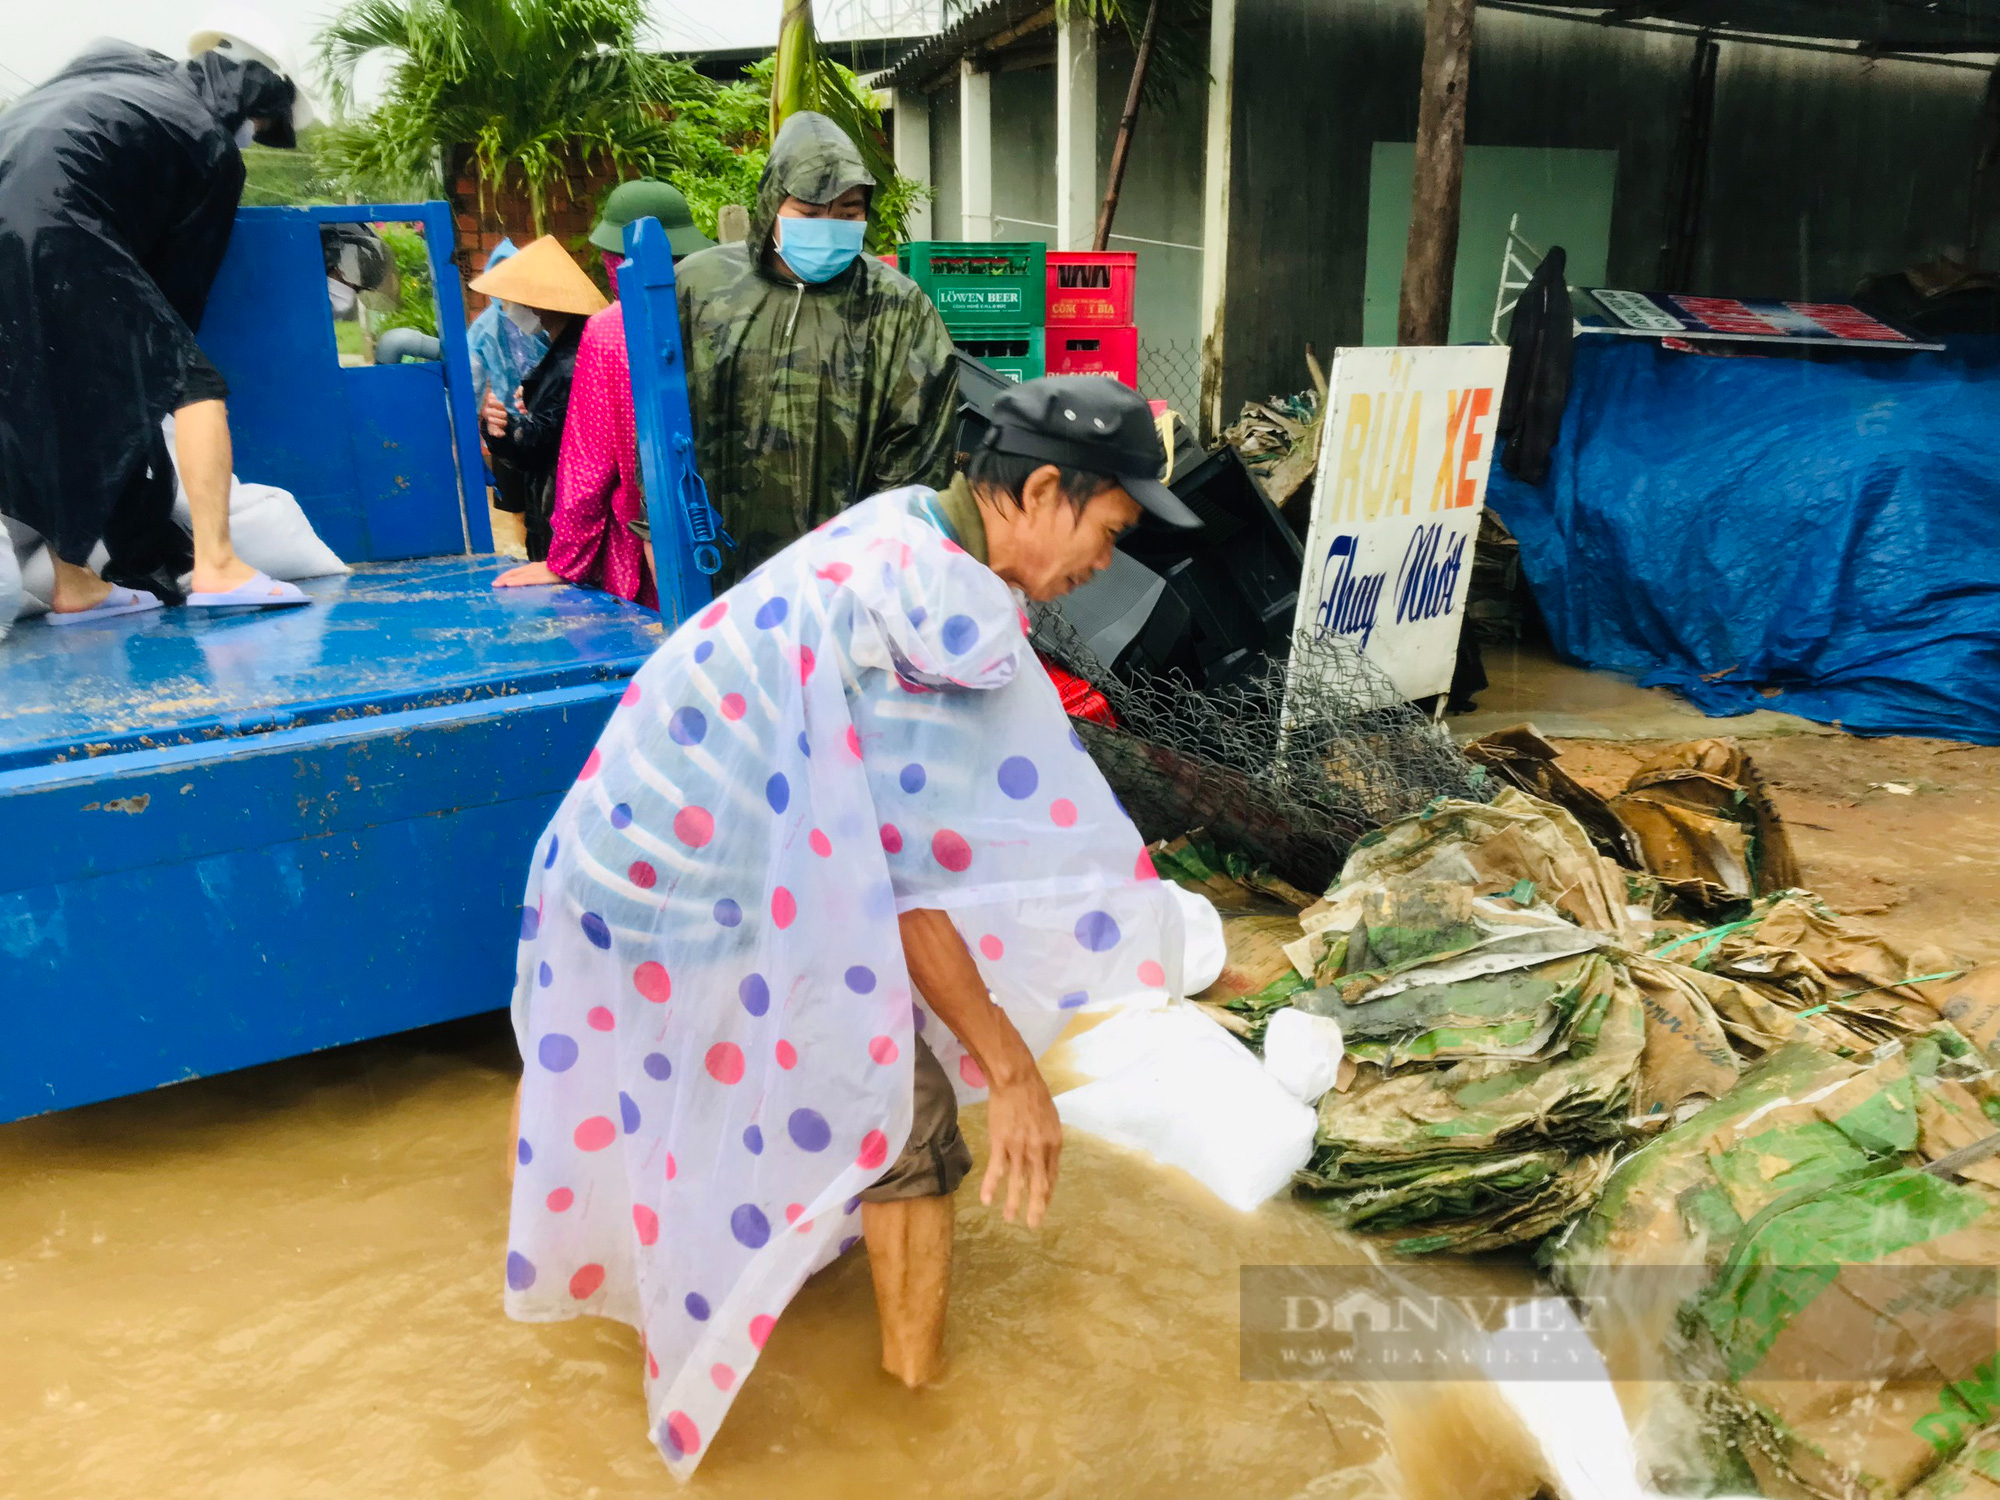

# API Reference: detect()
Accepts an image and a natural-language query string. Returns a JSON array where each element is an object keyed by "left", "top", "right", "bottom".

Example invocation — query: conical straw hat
[{"left": 469, "top": 234, "right": 608, "bottom": 316}]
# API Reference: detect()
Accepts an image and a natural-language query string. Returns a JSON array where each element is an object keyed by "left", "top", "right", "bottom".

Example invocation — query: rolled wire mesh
[{"left": 1030, "top": 607, "right": 1492, "bottom": 892}]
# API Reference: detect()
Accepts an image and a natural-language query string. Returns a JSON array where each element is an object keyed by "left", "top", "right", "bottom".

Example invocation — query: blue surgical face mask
[{"left": 777, "top": 215, "right": 867, "bottom": 283}]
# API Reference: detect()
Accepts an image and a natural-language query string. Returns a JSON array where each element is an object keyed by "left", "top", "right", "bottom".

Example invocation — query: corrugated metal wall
[
  {"left": 1701, "top": 43, "right": 1996, "bottom": 299},
  {"left": 1221, "top": 0, "right": 2000, "bottom": 414}
]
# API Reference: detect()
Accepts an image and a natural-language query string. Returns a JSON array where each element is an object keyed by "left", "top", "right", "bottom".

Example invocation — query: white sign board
[{"left": 1290, "top": 344, "right": 1510, "bottom": 701}]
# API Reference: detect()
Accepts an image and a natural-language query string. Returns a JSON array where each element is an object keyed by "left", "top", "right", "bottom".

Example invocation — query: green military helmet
[{"left": 589, "top": 179, "right": 717, "bottom": 258}]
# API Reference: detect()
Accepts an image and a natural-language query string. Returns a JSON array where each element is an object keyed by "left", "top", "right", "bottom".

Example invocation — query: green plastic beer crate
[
  {"left": 900, "top": 241, "right": 1046, "bottom": 329},
  {"left": 952, "top": 325, "right": 1045, "bottom": 383}
]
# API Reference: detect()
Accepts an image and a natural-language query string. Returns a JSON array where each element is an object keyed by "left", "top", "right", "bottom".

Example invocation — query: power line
[{"left": 650, "top": 1, "right": 735, "bottom": 50}]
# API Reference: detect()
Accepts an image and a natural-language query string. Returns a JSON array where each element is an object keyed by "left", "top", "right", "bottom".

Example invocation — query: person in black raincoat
[
  {"left": 470, "top": 235, "right": 608, "bottom": 564},
  {"left": 0, "top": 39, "right": 310, "bottom": 620}
]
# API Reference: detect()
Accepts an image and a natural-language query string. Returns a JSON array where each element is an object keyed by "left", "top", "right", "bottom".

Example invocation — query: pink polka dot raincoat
[{"left": 505, "top": 486, "right": 1183, "bottom": 1476}]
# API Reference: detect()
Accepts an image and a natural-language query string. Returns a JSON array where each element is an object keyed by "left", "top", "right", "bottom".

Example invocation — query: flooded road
[{"left": 1, "top": 1014, "right": 1394, "bottom": 1499}]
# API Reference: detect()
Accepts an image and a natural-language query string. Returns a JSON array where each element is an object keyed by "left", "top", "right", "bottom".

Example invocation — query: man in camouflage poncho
[{"left": 674, "top": 111, "right": 958, "bottom": 581}]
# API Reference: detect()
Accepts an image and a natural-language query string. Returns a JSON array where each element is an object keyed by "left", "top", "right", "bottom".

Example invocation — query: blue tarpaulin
[{"left": 1487, "top": 335, "right": 2000, "bottom": 744}]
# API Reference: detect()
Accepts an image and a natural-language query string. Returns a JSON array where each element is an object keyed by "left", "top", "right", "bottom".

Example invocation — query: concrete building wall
[
  {"left": 1701, "top": 43, "right": 1997, "bottom": 300},
  {"left": 928, "top": 74, "right": 963, "bottom": 237},
  {"left": 992, "top": 63, "right": 1058, "bottom": 241},
  {"left": 1097, "top": 36, "right": 1209, "bottom": 416},
  {"left": 893, "top": 27, "right": 1212, "bottom": 414},
  {"left": 894, "top": 3, "right": 2000, "bottom": 433}
]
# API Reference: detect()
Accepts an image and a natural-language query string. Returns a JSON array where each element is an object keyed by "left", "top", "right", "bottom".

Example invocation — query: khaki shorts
[{"left": 859, "top": 1032, "right": 974, "bottom": 1202}]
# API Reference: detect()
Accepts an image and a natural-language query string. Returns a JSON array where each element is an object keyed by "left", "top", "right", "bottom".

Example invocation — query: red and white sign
[{"left": 1589, "top": 289, "right": 1938, "bottom": 349}]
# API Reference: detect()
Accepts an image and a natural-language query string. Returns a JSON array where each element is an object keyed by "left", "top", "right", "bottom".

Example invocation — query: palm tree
[
  {"left": 316, "top": 0, "right": 697, "bottom": 233},
  {"left": 316, "top": 0, "right": 923, "bottom": 250}
]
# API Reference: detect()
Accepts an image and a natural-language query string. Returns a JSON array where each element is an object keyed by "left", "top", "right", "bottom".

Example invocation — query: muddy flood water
[{"left": 0, "top": 1013, "right": 1451, "bottom": 1500}]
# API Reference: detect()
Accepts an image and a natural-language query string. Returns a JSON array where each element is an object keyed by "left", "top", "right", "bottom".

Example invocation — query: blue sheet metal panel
[
  {"left": 0, "top": 683, "right": 616, "bottom": 1122},
  {"left": 198, "top": 203, "right": 489, "bottom": 562},
  {"left": 618, "top": 216, "right": 720, "bottom": 626},
  {"left": 0, "top": 557, "right": 663, "bottom": 771},
  {"left": 343, "top": 363, "right": 469, "bottom": 560},
  {"left": 196, "top": 209, "right": 366, "bottom": 557},
  {"left": 1, "top": 686, "right": 603, "bottom": 890},
  {"left": 312, "top": 201, "right": 495, "bottom": 555}
]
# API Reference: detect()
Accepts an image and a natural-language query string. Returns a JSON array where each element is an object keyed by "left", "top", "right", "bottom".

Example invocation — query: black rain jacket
[{"left": 0, "top": 42, "right": 295, "bottom": 564}]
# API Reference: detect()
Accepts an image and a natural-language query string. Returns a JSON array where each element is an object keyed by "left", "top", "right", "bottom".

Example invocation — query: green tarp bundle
[
  {"left": 1297, "top": 949, "right": 1643, "bottom": 1253},
  {"left": 1277, "top": 793, "right": 1740, "bottom": 1254},
  {"left": 1549, "top": 1034, "right": 2000, "bottom": 1500}
]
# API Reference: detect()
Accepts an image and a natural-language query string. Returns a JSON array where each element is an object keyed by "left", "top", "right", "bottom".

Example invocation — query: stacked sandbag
[
  {"left": 1278, "top": 794, "right": 1741, "bottom": 1253},
  {"left": 1143, "top": 778, "right": 1974, "bottom": 1273},
  {"left": 0, "top": 520, "right": 22, "bottom": 640},
  {"left": 1293, "top": 901, "right": 1645, "bottom": 1253},
  {"left": 1548, "top": 1032, "right": 2000, "bottom": 1500},
  {"left": 1662, "top": 889, "right": 1960, "bottom": 1058},
  {"left": 1464, "top": 728, "right": 1801, "bottom": 914}
]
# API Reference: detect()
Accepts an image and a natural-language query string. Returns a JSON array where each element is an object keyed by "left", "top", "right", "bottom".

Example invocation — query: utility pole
[{"left": 1398, "top": 0, "right": 1476, "bottom": 345}]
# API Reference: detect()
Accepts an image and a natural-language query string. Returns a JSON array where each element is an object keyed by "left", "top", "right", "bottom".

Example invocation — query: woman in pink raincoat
[
  {"left": 490, "top": 181, "right": 714, "bottom": 606},
  {"left": 505, "top": 377, "right": 1204, "bottom": 1477}
]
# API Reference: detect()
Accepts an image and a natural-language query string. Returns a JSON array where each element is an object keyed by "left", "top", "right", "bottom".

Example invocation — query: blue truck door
[{"left": 198, "top": 205, "right": 480, "bottom": 562}]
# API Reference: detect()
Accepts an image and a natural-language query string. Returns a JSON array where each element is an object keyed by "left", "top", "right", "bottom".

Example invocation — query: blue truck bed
[
  {"left": 0, "top": 561, "right": 659, "bottom": 1120},
  {"left": 0, "top": 202, "right": 701, "bottom": 1122}
]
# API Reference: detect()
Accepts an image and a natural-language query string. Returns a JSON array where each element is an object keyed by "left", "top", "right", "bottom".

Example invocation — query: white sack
[
  {"left": 171, "top": 479, "right": 349, "bottom": 581},
  {"left": 16, "top": 547, "right": 52, "bottom": 619},
  {"left": 5, "top": 517, "right": 47, "bottom": 618},
  {"left": 0, "top": 534, "right": 20, "bottom": 640},
  {"left": 1262, "top": 1006, "right": 1346, "bottom": 1106},
  {"left": 1056, "top": 1001, "right": 1317, "bottom": 1212},
  {"left": 1170, "top": 883, "right": 1227, "bottom": 995},
  {"left": 164, "top": 416, "right": 349, "bottom": 581}
]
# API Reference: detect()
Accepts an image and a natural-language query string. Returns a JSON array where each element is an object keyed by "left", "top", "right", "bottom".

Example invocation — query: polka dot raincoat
[{"left": 505, "top": 486, "right": 1183, "bottom": 1476}]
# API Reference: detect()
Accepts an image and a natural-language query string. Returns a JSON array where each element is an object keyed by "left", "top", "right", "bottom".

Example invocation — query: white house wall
[{"left": 927, "top": 74, "right": 962, "bottom": 237}]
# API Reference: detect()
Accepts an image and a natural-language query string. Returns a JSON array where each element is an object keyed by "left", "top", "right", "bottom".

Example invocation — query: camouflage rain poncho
[{"left": 675, "top": 112, "right": 958, "bottom": 582}]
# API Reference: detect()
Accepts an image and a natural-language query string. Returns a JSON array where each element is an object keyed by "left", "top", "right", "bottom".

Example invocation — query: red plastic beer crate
[
  {"left": 1046, "top": 251, "right": 1137, "bottom": 325},
  {"left": 1045, "top": 323, "right": 1138, "bottom": 387}
]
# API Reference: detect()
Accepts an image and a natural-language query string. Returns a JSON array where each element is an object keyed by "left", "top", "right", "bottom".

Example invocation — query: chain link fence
[
  {"left": 1029, "top": 607, "right": 1489, "bottom": 890},
  {"left": 1138, "top": 338, "right": 1204, "bottom": 424}
]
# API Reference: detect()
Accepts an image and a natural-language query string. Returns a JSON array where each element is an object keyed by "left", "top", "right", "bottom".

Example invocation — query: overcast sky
[{"left": 0, "top": 1, "right": 790, "bottom": 104}]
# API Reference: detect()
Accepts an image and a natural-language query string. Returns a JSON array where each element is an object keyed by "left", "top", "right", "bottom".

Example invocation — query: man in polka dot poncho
[{"left": 506, "top": 377, "right": 1205, "bottom": 1476}]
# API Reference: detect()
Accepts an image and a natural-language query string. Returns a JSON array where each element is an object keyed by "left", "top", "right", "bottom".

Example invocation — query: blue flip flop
[
  {"left": 183, "top": 571, "right": 311, "bottom": 609},
  {"left": 46, "top": 585, "right": 164, "bottom": 626}
]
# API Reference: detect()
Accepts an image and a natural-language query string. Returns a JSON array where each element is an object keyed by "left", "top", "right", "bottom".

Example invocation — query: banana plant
[
  {"left": 768, "top": 0, "right": 899, "bottom": 195},
  {"left": 768, "top": 0, "right": 821, "bottom": 141}
]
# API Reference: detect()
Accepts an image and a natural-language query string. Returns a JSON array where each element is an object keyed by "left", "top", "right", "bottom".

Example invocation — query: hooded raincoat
[
  {"left": 506, "top": 485, "right": 1182, "bottom": 1477},
  {"left": 0, "top": 42, "right": 294, "bottom": 565},
  {"left": 465, "top": 239, "right": 551, "bottom": 405},
  {"left": 674, "top": 113, "right": 958, "bottom": 582}
]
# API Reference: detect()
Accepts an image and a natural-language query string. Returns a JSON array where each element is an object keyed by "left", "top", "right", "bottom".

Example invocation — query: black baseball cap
[{"left": 981, "top": 376, "right": 1203, "bottom": 528}]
